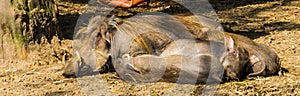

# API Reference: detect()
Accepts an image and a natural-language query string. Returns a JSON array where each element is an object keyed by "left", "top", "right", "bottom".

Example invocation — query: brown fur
[
  {"left": 225, "top": 32, "right": 281, "bottom": 77},
  {"left": 63, "top": 14, "right": 281, "bottom": 81},
  {"left": 122, "top": 54, "right": 223, "bottom": 84}
]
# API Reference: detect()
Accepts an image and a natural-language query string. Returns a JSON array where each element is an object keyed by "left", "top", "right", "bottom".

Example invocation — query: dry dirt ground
[{"left": 0, "top": 0, "right": 300, "bottom": 95}]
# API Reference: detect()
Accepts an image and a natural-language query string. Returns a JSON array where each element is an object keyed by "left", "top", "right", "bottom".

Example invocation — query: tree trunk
[{"left": 0, "top": 0, "right": 60, "bottom": 62}]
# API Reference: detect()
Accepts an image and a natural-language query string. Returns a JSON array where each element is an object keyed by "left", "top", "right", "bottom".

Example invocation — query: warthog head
[
  {"left": 221, "top": 35, "right": 249, "bottom": 81},
  {"left": 62, "top": 15, "right": 117, "bottom": 77}
]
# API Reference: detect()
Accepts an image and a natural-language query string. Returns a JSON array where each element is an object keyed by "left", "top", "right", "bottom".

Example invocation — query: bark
[{"left": 0, "top": 0, "right": 60, "bottom": 62}]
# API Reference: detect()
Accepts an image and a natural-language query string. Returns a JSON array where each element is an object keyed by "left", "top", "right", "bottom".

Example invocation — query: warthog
[
  {"left": 115, "top": 14, "right": 282, "bottom": 81},
  {"left": 177, "top": 15, "right": 282, "bottom": 79},
  {"left": 63, "top": 15, "right": 114, "bottom": 77},
  {"left": 117, "top": 34, "right": 249, "bottom": 84},
  {"left": 63, "top": 13, "right": 194, "bottom": 77},
  {"left": 225, "top": 33, "right": 281, "bottom": 77},
  {"left": 63, "top": 13, "right": 282, "bottom": 82}
]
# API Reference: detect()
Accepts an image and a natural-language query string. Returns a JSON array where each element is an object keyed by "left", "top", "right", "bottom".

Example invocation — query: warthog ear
[
  {"left": 224, "top": 35, "right": 235, "bottom": 50},
  {"left": 224, "top": 35, "right": 239, "bottom": 57}
]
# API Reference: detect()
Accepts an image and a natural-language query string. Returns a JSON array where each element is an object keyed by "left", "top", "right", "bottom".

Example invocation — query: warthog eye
[{"left": 133, "top": 69, "right": 141, "bottom": 74}]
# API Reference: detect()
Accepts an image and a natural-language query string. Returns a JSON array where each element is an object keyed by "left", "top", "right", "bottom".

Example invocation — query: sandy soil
[{"left": 0, "top": 0, "right": 299, "bottom": 95}]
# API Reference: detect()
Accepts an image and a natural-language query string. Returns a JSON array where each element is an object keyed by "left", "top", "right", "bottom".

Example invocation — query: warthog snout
[
  {"left": 62, "top": 71, "right": 76, "bottom": 78},
  {"left": 224, "top": 65, "right": 239, "bottom": 81}
]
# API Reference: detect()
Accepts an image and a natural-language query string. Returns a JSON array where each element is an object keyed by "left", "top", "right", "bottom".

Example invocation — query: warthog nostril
[
  {"left": 226, "top": 71, "right": 240, "bottom": 81},
  {"left": 228, "top": 72, "right": 236, "bottom": 78},
  {"left": 62, "top": 72, "right": 76, "bottom": 78}
]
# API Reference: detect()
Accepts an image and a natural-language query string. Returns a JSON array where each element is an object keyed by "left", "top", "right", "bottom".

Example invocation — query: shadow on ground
[
  {"left": 211, "top": 0, "right": 298, "bottom": 39},
  {"left": 58, "top": 13, "right": 80, "bottom": 39},
  {"left": 209, "top": 0, "right": 292, "bottom": 11}
]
